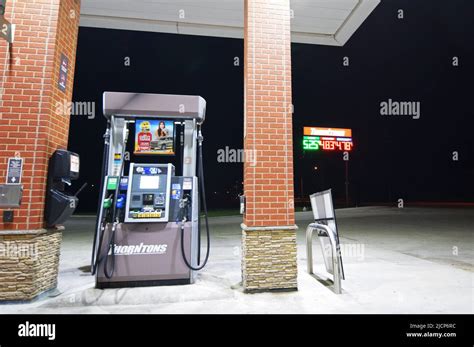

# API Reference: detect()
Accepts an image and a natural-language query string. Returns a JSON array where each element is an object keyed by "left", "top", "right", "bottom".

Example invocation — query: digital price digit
[
  {"left": 302, "top": 134, "right": 353, "bottom": 152},
  {"left": 303, "top": 136, "right": 321, "bottom": 150}
]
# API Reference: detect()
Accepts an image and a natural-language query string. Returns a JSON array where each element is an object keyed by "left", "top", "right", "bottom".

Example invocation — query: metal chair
[{"left": 306, "top": 189, "right": 345, "bottom": 294}]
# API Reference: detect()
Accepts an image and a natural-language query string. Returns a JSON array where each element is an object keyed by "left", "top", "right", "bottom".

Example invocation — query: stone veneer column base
[
  {"left": 0, "top": 229, "right": 62, "bottom": 301},
  {"left": 241, "top": 224, "right": 298, "bottom": 293}
]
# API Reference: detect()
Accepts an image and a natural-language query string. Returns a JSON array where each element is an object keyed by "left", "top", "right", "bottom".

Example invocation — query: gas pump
[{"left": 91, "top": 92, "right": 209, "bottom": 288}]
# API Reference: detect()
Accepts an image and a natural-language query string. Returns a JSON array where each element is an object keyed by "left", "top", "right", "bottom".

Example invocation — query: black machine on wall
[
  {"left": 91, "top": 92, "right": 210, "bottom": 288},
  {"left": 0, "top": 0, "right": 6, "bottom": 16},
  {"left": 44, "top": 149, "right": 86, "bottom": 227}
]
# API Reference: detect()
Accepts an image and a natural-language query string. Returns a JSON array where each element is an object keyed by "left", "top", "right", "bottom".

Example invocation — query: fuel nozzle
[
  {"left": 103, "top": 198, "right": 112, "bottom": 209},
  {"left": 114, "top": 194, "right": 126, "bottom": 222},
  {"left": 179, "top": 196, "right": 189, "bottom": 209},
  {"left": 197, "top": 125, "right": 204, "bottom": 146},
  {"left": 116, "top": 194, "right": 126, "bottom": 209},
  {"left": 177, "top": 194, "right": 192, "bottom": 225}
]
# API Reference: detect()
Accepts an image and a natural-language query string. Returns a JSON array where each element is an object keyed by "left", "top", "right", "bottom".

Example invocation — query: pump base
[
  {"left": 96, "top": 278, "right": 191, "bottom": 289},
  {"left": 95, "top": 221, "right": 197, "bottom": 288}
]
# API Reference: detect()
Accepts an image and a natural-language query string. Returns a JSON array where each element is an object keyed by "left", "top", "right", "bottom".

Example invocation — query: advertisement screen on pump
[{"left": 134, "top": 119, "right": 175, "bottom": 156}]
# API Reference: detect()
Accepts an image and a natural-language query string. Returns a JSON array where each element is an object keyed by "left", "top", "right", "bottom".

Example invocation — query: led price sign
[{"left": 303, "top": 127, "right": 353, "bottom": 151}]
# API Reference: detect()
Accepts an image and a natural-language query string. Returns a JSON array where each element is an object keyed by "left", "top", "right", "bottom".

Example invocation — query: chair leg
[
  {"left": 332, "top": 251, "right": 342, "bottom": 294},
  {"left": 306, "top": 226, "right": 314, "bottom": 274},
  {"left": 323, "top": 224, "right": 342, "bottom": 294}
]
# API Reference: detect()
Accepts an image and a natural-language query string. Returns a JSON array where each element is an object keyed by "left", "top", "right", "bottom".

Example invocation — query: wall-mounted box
[{"left": 0, "top": 184, "right": 23, "bottom": 208}]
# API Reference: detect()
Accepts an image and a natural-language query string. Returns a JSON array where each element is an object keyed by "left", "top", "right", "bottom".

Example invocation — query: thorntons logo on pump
[{"left": 109, "top": 243, "right": 168, "bottom": 256}]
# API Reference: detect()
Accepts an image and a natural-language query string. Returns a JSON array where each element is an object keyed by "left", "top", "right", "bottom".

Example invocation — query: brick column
[
  {"left": 242, "top": 0, "right": 297, "bottom": 292},
  {"left": 0, "top": 0, "right": 80, "bottom": 301}
]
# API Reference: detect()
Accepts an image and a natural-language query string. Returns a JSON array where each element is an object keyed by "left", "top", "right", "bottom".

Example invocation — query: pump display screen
[
  {"left": 125, "top": 164, "right": 174, "bottom": 222},
  {"left": 134, "top": 119, "right": 175, "bottom": 156},
  {"left": 139, "top": 175, "right": 160, "bottom": 190}
]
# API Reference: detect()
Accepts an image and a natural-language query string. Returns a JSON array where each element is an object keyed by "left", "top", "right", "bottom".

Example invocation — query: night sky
[{"left": 69, "top": 0, "right": 474, "bottom": 212}]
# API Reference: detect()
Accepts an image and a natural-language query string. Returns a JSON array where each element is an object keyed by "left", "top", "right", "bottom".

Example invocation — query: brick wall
[
  {"left": 243, "top": 0, "right": 295, "bottom": 228},
  {"left": 0, "top": 0, "right": 81, "bottom": 231},
  {"left": 242, "top": 0, "right": 298, "bottom": 292}
]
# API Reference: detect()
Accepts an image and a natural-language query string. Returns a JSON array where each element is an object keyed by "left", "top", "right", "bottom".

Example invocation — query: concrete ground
[{"left": 0, "top": 207, "right": 472, "bottom": 314}]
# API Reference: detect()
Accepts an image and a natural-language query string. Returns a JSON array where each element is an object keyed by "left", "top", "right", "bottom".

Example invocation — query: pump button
[{"left": 107, "top": 177, "right": 119, "bottom": 190}]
